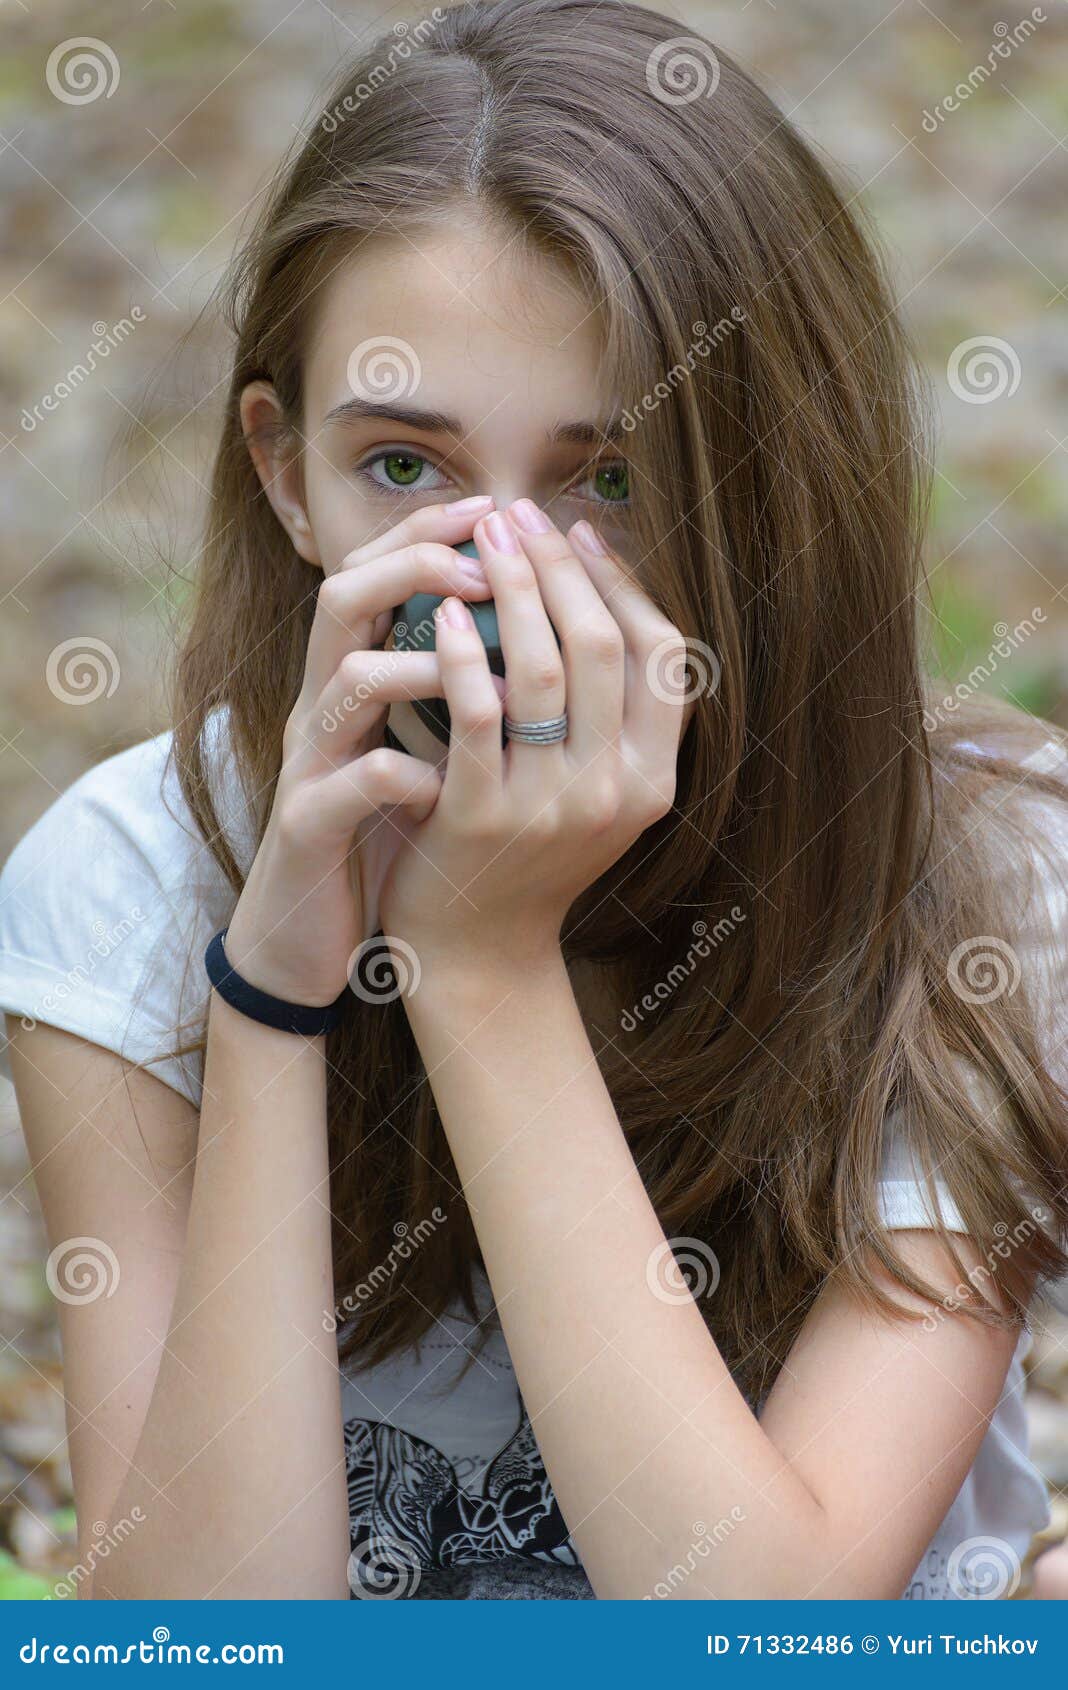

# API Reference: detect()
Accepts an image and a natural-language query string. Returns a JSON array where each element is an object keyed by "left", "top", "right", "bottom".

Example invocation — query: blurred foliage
[
  {"left": 0, "top": 1550, "right": 52, "bottom": 1600},
  {"left": 927, "top": 578, "right": 1060, "bottom": 716}
]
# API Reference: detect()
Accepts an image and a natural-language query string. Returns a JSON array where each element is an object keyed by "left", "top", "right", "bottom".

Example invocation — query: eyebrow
[{"left": 322, "top": 397, "right": 623, "bottom": 445}]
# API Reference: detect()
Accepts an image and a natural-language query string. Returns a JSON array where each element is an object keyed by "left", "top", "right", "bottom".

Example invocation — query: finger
[
  {"left": 311, "top": 746, "right": 442, "bottom": 842},
  {"left": 569, "top": 521, "right": 689, "bottom": 768},
  {"left": 349, "top": 494, "right": 495, "bottom": 651},
  {"left": 473, "top": 509, "right": 566, "bottom": 749},
  {"left": 350, "top": 493, "right": 495, "bottom": 565},
  {"left": 506, "top": 500, "right": 624, "bottom": 764},
  {"left": 306, "top": 651, "right": 445, "bottom": 759},
  {"left": 302, "top": 542, "right": 491, "bottom": 704},
  {"left": 432, "top": 595, "right": 503, "bottom": 801},
  {"left": 306, "top": 648, "right": 505, "bottom": 761}
]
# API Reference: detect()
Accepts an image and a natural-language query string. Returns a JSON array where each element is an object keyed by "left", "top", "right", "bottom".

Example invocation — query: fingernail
[
  {"left": 484, "top": 510, "right": 520, "bottom": 554},
  {"left": 457, "top": 554, "right": 488, "bottom": 579},
  {"left": 573, "top": 520, "right": 608, "bottom": 556},
  {"left": 450, "top": 495, "right": 495, "bottom": 515},
  {"left": 509, "top": 498, "right": 551, "bottom": 534},
  {"left": 435, "top": 596, "right": 473, "bottom": 630}
]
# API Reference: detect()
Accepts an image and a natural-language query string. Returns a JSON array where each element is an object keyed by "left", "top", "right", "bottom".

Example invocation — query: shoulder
[
  {"left": 879, "top": 723, "right": 1068, "bottom": 1244},
  {"left": 0, "top": 707, "right": 250, "bottom": 1107},
  {"left": 931, "top": 722, "right": 1068, "bottom": 1026}
]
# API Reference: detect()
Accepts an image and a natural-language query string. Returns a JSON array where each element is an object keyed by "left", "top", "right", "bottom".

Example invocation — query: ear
[{"left": 239, "top": 380, "right": 321, "bottom": 567}]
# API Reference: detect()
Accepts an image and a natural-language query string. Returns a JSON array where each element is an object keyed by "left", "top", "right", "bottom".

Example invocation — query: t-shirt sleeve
[
  {"left": 877, "top": 734, "right": 1068, "bottom": 1240},
  {"left": 876, "top": 1121, "right": 970, "bottom": 1232},
  {"left": 0, "top": 718, "right": 244, "bottom": 1109}
]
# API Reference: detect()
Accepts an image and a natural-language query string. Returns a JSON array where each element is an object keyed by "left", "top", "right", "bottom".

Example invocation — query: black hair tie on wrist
[{"left": 204, "top": 926, "right": 348, "bottom": 1036}]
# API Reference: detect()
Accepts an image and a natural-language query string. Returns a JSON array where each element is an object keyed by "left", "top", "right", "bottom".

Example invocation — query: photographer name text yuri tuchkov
[
  {"left": 890, "top": 1635, "right": 1039, "bottom": 1656},
  {"left": 706, "top": 1634, "right": 1040, "bottom": 1657}
]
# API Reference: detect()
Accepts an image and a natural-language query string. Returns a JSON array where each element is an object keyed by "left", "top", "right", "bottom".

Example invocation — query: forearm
[
  {"left": 404, "top": 950, "right": 824, "bottom": 1600},
  {"left": 96, "top": 993, "right": 349, "bottom": 1599}
]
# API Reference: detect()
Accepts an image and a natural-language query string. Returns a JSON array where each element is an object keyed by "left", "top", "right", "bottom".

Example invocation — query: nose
[{"left": 482, "top": 483, "right": 527, "bottom": 511}]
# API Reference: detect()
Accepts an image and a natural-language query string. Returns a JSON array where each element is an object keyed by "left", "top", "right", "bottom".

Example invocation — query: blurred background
[{"left": 1, "top": 0, "right": 1066, "bottom": 1597}]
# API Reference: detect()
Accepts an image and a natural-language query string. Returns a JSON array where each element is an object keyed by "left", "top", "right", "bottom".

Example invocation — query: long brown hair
[{"left": 157, "top": 0, "right": 1068, "bottom": 1403}]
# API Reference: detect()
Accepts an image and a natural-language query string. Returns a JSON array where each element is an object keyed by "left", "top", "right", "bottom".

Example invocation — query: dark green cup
[{"left": 391, "top": 538, "right": 560, "bottom": 745}]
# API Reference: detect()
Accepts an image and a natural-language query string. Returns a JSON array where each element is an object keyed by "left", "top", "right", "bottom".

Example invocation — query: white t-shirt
[{"left": 0, "top": 706, "right": 1064, "bottom": 1600}]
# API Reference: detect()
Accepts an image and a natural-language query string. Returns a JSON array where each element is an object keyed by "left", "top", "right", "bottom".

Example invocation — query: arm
[
  {"left": 404, "top": 958, "right": 1019, "bottom": 1599},
  {"left": 379, "top": 500, "right": 1020, "bottom": 1599},
  {"left": 8, "top": 1009, "right": 351, "bottom": 1600},
  {"left": 7, "top": 499, "right": 502, "bottom": 1598}
]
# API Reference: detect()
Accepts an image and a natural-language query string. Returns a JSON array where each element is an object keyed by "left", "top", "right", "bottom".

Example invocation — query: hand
[
  {"left": 377, "top": 502, "right": 688, "bottom": 975},
  {"left": 223, "top": 498, "right": 497, "bottom": 1006}
]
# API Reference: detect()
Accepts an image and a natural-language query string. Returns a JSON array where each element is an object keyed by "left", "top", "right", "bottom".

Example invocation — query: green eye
[
  {"left": 382, "top": 452, "right": 425, "bottom": 486},
  {"left": 593, "top": 463, "right": 629, "bottom": 503},
  {"left": 357, "top": 449, "right": 448, "bottom": 497}
]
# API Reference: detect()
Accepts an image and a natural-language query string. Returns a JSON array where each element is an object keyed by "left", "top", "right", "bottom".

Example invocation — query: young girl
[{"left": 2, "top": 0, "right": 1067, "bottom": 1601}]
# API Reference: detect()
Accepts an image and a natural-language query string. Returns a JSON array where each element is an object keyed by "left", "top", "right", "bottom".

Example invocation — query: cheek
[{"left": 302, "top": 460, "right": 382, "bottom": 570}]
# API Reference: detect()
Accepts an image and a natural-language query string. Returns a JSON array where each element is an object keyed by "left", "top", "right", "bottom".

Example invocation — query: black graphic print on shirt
[{"left": 344, "top": 1407, "right": 578, "bottom": 1595}]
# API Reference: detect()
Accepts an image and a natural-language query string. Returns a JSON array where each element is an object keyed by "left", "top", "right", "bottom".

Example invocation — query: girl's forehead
[{"left": 305, "top": 225, "right": 610, "bottom": 428}]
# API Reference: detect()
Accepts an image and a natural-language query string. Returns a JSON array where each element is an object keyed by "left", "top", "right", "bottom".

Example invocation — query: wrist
[
  {"left": 223, "top": 910, "right": 342, "bottom": 1009},
  {"left": 402, "top": 937, "right": 568, "bottom": 1016}
]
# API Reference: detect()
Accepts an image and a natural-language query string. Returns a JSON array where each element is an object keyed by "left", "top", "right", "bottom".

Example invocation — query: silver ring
[{"left": 503, "top": 711, "right": 568, "bottom": 745}]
